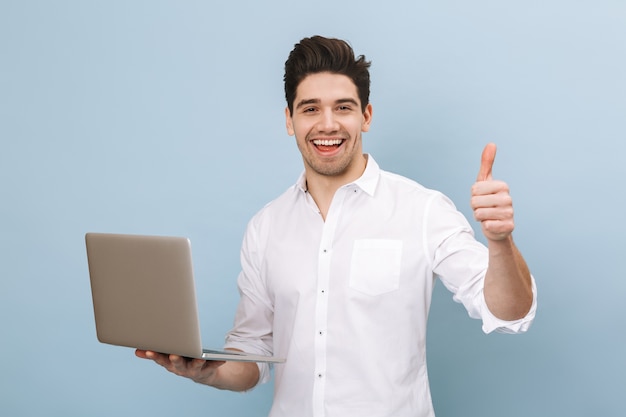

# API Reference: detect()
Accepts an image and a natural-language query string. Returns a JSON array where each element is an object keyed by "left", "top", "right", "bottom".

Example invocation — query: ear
[
  {"left": 285, "top": 107, "right": 295, "bottom": 136},
  {"left": 361, "top": 103, "right": 373, "bottom": 133}
]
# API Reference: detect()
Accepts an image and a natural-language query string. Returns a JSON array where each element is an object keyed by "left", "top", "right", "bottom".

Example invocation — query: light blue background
[{"left": 1, "top": 1, "right": 625, "bottom": 416}]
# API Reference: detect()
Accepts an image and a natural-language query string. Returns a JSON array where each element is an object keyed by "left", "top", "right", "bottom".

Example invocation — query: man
[{"left": 136, "top": 35, "right": 536, "bottom": 417}]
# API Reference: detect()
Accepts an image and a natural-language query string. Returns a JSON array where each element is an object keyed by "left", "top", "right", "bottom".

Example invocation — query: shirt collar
[{"left": 295, "top": 154, "right": 380, "bottom": 196}]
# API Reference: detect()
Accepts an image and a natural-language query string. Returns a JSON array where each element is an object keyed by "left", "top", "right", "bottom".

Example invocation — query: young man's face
[{"left": 285, "top": 72, "right": 372, "bottom": 181}]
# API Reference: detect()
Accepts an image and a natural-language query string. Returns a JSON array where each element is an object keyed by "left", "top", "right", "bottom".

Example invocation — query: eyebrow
[
  {"left": 295, "top": 98, "right": 360, "bottom": 110},
  {"left": 295, "top": 99, "right": 320, "bottom": 109}
]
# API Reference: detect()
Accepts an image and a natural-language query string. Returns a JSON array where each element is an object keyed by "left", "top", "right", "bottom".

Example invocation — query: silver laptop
[{"left": 85, "top": 232, "right": 283, "bottom": 363}]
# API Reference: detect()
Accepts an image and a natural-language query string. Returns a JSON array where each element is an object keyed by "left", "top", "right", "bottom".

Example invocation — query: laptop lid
[{"left": 86, "top": 232, "right": 205, "bottom": 358}]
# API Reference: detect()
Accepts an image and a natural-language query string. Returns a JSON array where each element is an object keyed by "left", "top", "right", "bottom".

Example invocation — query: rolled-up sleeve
[
  {"left": 427, "top": 192, "right": 537, "bottom": 334},
  {"left": 476, "top": 276, "right": 537, "bottom": 334},
  {"left": 224, "top": 219, "right": 274, "bottom": 386}
]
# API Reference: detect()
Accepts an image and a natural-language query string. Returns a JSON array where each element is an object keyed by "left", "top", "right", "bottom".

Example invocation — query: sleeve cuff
[{"left": 480, "top": 275, "right": 538, "bottom": 334}]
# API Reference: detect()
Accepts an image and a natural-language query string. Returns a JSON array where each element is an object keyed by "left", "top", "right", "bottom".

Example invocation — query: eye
[{"left": 337, "top": 105, "right": 352, "bottom": 112}]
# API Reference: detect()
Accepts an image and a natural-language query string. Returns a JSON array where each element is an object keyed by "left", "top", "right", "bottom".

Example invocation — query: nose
[{"left": 316, "top": 108, "right": 339, "bottom": 133}]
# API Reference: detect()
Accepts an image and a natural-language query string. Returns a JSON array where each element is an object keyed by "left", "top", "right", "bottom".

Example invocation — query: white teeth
[{"left": 312, "top": 139, "right": 343, "bottom": 146}]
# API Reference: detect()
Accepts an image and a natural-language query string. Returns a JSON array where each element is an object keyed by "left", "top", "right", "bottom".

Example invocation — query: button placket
[{"left": 311, "top": 188, "right": 348, "bottom": 417}]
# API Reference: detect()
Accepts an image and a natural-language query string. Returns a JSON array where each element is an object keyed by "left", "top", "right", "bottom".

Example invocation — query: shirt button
[{"left": 317, "top": 373, "right": 323, "bottom": 378}]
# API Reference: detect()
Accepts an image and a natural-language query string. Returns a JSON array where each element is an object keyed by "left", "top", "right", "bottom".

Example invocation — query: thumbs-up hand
[{"left": 471, "top": 143, "right": 515, "bottom": 241}]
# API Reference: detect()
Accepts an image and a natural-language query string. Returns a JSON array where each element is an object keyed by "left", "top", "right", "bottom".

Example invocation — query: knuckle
[{"left": 506, "top": 206, "right": 514, "bottom": 217}]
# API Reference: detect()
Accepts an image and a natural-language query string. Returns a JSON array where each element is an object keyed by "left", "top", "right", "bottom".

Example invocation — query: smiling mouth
[{"left": 312, "top": 138, "right": 344, "bottom": 148}]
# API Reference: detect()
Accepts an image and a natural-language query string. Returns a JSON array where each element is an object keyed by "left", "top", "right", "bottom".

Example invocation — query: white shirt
[{"left": 224, "top": 155, "right": 537, "bottom": 417}]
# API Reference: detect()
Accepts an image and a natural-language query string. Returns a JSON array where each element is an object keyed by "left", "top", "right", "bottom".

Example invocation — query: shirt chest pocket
[{"left": 349, "top": 239, "right": 403, "bottom": 296}]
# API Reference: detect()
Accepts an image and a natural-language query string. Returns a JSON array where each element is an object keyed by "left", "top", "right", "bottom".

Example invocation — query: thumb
[{"left": 477, "top": 143, "right": 497, "bottom": 182}]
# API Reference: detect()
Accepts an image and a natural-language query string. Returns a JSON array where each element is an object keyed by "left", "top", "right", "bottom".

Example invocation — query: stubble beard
[{"left": 300, "top": 133, "right": 362, "bottom": 178}]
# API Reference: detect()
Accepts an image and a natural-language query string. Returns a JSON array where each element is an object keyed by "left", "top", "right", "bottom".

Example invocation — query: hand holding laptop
[
  {"left": 135, "top": 349, "right": 225, "bottom": 384},
  {"left": 135, "top": 349, "right": 261, "bottom": 391}
]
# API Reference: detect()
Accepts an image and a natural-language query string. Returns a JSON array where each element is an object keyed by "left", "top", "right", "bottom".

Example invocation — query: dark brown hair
[{"left": 284, "top": 36, "right": 371, "bottom": 114}]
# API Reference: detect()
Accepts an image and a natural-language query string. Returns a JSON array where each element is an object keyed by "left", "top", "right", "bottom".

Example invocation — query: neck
[{"left": 305, "top": 154, "right": 367, "bottom": 220}]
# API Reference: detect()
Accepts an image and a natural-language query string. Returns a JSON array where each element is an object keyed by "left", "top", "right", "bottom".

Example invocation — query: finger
[
  {"left": 477, "top": 143, "right": 497, "bottom": 182},
  {"left": 470, "top": 184, "right": 512, "bottom": 208},
  {"left": 168, "top": 354, "right": 187, "bottom": 369},
  {"left": 136, "top": 349, "right": 162, "bottom": 360},
  {"left": 473, "top": 206, "right": 514, "bottom": 223},
  {"left": 135, "top": 349, "right": 148, "bottom": 359}
]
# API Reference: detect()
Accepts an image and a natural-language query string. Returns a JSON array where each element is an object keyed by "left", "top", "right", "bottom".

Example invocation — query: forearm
[
  {"left": 483, "top": 235, "right": 533, "bottom": 321},
  {"left": 205, "top": 360, "right": 260, "bottom": 391}
]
